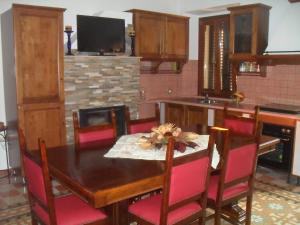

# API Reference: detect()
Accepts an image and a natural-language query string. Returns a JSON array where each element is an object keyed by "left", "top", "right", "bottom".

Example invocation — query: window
[{"left": 198, "top": 15, "right": 236, "bottom": 97}]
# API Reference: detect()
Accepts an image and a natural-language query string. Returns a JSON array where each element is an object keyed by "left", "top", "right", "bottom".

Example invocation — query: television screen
[{"left": 77, "top": 15, "right": 125, "bottom": 54}]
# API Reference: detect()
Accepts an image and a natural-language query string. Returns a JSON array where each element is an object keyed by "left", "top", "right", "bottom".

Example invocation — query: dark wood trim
[
  {"left": 258, "top": 54, "right": 300, "bottom": 65},
  {"left": 12, "top": 3, "right": 66, "bottom": 11},
  {"left": 227, "top": 3, "right": 271, "bottom": 11},
  {"left": 127, "top": 9, "right": 189, "bottom": 19}
]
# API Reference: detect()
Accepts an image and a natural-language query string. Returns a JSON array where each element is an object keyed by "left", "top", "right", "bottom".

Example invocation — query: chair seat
[
  {"left": 33, "top": 194, "right": 107, "bottom": 225},
  {"left": 79, "top": 129, "right": 115, "bottom": 144},
  {"left": 129, "top": 120, "right": 159, "bottom": 134},
  {"left": 129, "top": 194, "right": 202, "bottom": 225},
  {"left": 208, "top": 175, "right": 249, "bottom": 201}
]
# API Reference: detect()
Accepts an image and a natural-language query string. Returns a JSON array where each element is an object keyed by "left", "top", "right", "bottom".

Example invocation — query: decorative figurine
[{"left": 64, "top": 25, "right": 73, "bottom": 55}]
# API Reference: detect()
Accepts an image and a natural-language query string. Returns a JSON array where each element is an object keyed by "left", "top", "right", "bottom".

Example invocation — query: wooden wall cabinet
[
  {"left": 165, "top": 103, "right": 208, "bottom": 127},
  {"left": 129, "top": 9, "right": 189, "bottom": 73},
  {"left": 228, "top": 4, "right": 271, "bottom": 59},
  {"left": 13, "top": 4, "right": 66, "bottom": 150}
]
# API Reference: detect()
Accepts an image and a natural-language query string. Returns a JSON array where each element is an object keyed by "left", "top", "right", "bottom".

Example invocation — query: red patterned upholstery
[
  {"left": 224, "top": 118, "right": 255, "bottom": 136},
  {"left": 125, "top": 104, "right": 160, "bottom": 135},
  {"left": 128, "top": 136, "right": 215, "bottom": 225},
  {"left": 78, "top": 128, "right": 115, "bottom": 144},
  {"left": 33, "top": 194, "right": 107, "bottom": 225},
  {"left": 19, "top": 131, "right": 109, "bottom": 225},
  {"left": 206, "top": 127, "right": 259, "bottom": 225},
  {"left": 128, "top": 194, "right": 202, "bottom": 225},
  {"left": 128, "top": 120, "right": 159, "bottom": 134},
  {"left": 208, "top": 175, "right": 249, "bottom": 201},
  {"left": 225, "top": 143, "right": 257, "bottom": 183},
  {"left": 73, "top": 110, "right": 117, "bottom": 148},
  {"left": 23, "top": 156, "right": 47, "bottom": 205},
  {"left": 169, "top": 157, "right": 209, "bottom": 205}
]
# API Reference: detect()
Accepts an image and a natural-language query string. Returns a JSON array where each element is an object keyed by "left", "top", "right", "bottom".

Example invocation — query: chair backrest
[
  {"left": 73, "top": 110, "right": 117, "bottom": 147},
  {"left": 216, "top": 128, "right": 259, "bottom": 202},
  {"left": 18, "top": 128, "right": 57, "bottom": 225},
  {"left": 125, "top": 104, "right": 160, "bottom": 134},
  {"left": 159, "top": 129, "right": 217, "bottom": 225},
  {"left": 223, "top": 105, "right": 260, "bottom": 137}
]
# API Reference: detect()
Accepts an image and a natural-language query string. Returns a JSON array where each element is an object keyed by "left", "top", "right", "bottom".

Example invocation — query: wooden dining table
[{"left": 31, "top": 126, "right": 280, "bottom": 225}]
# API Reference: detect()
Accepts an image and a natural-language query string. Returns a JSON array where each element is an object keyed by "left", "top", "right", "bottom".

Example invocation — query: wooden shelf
[
  {"left": 140, "top": 60, "right": 185, "bottom": 74},
  {"left": 257, "top": 54, "right": 300, "bottom": 65},
  {"left": 229, "top": 54, "right": 258, "bottom": 62},
  {"left": 237, "top": 72, "right": 264, "bottom": 77},
  {"left": 230, "top": 54, "right": 300, "bottom": 65}
]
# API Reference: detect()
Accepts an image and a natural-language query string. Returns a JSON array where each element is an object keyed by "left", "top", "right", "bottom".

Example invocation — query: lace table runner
[{"left": 104, "top": 133, "right": 220, "bottom": 168}]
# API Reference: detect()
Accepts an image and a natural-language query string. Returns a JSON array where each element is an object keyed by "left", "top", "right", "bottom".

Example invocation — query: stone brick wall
[{"left": 64, "top": 56, "right": 140, "bottom": 143}]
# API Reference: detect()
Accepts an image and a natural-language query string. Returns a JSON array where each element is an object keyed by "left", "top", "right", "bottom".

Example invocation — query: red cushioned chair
[
  {"left": 73, "top": 110, "right": 117, "bottom": 148},
  {"left": 125, "top": 104, "right": 160, "bottom": 134},
  {"left": 18, "top": 129, "right": 109, "bottom": 225},
  {"left": 128, "top": 128, "right": 220, "bottom": 225},
  {"left": 206, "top": 128, "right": 259, "bottom": 225},
  {"left": 223, "top": 105, "right": 260, "bottom": 137}
]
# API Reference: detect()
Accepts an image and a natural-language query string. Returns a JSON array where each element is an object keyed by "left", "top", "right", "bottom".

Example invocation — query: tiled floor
[
  {"left": 0, "top": 169, "right": 69, "bottom": 209},
  {"left": 0, "top": 166, "right": 299, "bottom": 224},
  {"left": 255, "top": 166, "right": 300, "bottom": 193}
]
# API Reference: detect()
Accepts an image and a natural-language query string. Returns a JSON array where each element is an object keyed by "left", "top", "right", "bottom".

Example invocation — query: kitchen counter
[{"left": 157, "top": 97, "right": 300, "bottom": 126}]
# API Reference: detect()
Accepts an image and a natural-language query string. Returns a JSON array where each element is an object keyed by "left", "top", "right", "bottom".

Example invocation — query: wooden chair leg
[
  {"left": 214, "top": 207, "right": 222, "bottom": 225},
  {"left": 198, "top": 211, "right": 205, "bottom": 225},
  {"left": 245, "top": 195, "right": 253, "bottom": 225},
  {"left": 31, "top": 215, "right": 38, "bottom": 225}
]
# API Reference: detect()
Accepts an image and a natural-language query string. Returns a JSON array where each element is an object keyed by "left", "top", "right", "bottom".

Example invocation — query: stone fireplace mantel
[{"left": 64, "top": 55, "right": 140, "bottom": 143}]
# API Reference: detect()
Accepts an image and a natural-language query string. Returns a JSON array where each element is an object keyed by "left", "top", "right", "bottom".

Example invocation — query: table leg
[{"left": 107, "top": 200, "right": 129, "bottom": 225}]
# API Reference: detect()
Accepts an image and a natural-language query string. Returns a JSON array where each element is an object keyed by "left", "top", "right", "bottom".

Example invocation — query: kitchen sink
[{"left": 198, "top": 99, "right": 219, "bottom": 104}]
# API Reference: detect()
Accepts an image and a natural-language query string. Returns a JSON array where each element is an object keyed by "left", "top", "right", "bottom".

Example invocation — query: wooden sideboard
[{"left": 13, "top": 4, "right": 66, "bottom": 150}]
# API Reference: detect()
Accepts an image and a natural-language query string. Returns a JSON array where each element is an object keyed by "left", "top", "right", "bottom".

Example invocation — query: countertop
[{"left": 157, "top": 97, "right": 300, "bottom": 121}]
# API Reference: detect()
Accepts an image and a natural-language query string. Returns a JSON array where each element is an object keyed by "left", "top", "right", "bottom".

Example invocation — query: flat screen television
[{"left": 77, "top": 15, "right": 125, "bottom": 54}]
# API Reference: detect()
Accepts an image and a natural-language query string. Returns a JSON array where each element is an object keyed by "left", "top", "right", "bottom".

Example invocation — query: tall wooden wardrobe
[{"left": 13, "top": 4, "right": 66, "bottom": 150}]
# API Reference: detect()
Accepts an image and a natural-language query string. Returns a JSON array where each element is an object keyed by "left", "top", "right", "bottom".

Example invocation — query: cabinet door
[
  {"left": 164, "top": 16, "right": 189, "bottom": 59},
  {"left": 165, "top": 103, "right": 185, "bottom": 127},
  {"left": 134, "top": 12, "right": 163, "bottom": 58},
  {"left": 185, "top": 106, "right": 208, "bottom": 126},
  {"left": 232, "top": 12, "right": 253, "bottom": 54},
  {"left": 13, "top": 6, "right": 64, "bottom": 104},
  {"left": 18, "top": 103, "right": 66, "bottom": 150},
  {"left": 228, "top": 4, "right": 270, "bottom": 57},
  {"left": 214, "top": 109, "right": 224, "bottom": 127}
]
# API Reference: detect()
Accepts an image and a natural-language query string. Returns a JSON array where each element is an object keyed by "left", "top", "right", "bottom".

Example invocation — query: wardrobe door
[{"left": 13, "top": 4, "right": 66, "bottom": 150}]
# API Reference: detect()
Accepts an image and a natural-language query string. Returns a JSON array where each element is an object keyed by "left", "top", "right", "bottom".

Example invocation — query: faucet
[{"left": 204, "top": 93, "right": 209, "bottom": 103}]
